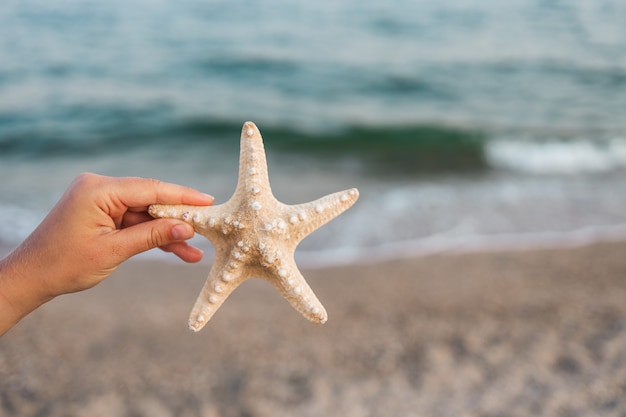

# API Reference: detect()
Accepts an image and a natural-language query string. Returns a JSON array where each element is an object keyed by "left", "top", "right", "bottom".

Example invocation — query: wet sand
[{"left": 1, "top": 241, "right": 626, "bottom": 417}]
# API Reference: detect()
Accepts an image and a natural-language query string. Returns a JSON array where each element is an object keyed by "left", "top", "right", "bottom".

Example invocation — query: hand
[{"left": 0, "top": 173, "right": 214, "bottom": 334}]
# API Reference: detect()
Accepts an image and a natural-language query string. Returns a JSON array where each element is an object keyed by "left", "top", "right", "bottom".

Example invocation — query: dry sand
[{"left": 1, "top": 241, "right": 626, "bottom": 417}]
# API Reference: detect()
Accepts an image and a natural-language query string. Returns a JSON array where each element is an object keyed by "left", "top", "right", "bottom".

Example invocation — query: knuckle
[
  {"left": 70, "top": 172, "right": 105, "bottom": 198},
  {"left": 64, "top": 172, "right": 101, "bottom": 202},
  {"left": 148, "top": 177, "right": 162, "bottom": 187},
  {"left": 146, "top": 178, "right": 166, "bottom": 201},
  {"left": 73, "top": 172, "right": 100, "bottom": 188},
  {"left": 147, "top": 228, "right": 167, "bottom": 249}
]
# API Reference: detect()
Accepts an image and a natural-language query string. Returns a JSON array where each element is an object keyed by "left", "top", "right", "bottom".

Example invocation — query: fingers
[
  {"left": 113, "top": 219, "right": 201, "bottom": 261},
  {"left": 120, "top": 211, "right": 203, "bottom": 261},
  {"left": 112, "top": 176, "right": 214, "bottom": 208},
  {"left": 75, "top": 172, "right": 214, "bottom": 210},
  {"left": 159, "top": 241, "right": 204, "bottom": 263},
  {"left": 70, "top": 173, "right": 212, "bottom": 262}
]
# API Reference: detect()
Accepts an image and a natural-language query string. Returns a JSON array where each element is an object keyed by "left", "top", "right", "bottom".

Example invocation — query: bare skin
[{"left": 0, "top": 173, "right": 214, "bottom": 335}]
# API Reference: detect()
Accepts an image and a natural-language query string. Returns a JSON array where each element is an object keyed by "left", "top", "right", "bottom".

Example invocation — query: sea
[{"left": 1, "top": 0, "right": 626, "bottom": 267}]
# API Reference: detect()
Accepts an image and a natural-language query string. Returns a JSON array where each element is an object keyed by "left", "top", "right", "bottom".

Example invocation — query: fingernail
[
  {"left": 201, "top": 193, "right": 214, "bottom": 201},
  {"left": 172, "top": 224, "right": 193, "bottom": 240}
]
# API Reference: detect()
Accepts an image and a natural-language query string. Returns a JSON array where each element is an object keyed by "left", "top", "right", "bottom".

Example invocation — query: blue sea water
[{"left": 1, "top": 0, "right": 626, "bottom": 265}]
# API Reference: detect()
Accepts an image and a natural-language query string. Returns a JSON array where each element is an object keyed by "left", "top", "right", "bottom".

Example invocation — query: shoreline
[
  {"left": 295, "top": 221, "right": 626, "bottom": 268},
  {"left": 1, "top": 239, "right": 626, "bottom": 416},
  {"left": 4, "top": 222, "right": 626, "bottom": 270}
]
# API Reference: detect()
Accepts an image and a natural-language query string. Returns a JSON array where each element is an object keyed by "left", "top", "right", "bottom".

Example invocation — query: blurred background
[
  {"left": 2, "top": 2, "right": 626, "bottom": 416},
  {"left": 1, "top": 0, "right": 626, "bottom": 262}
]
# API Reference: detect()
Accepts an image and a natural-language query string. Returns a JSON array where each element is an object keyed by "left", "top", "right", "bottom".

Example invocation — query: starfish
[{"left": 149, "top": 121, "right": 359, "bottom": 331}]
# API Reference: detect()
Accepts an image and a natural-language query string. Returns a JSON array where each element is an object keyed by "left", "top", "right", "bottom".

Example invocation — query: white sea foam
[{"left": 486, "top": 137, "right": 626, "bottom": 174}]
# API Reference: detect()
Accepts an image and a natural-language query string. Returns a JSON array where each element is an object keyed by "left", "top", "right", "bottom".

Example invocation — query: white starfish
[{"left": 149, "top": 121, "right": 359, "bottom": 331}]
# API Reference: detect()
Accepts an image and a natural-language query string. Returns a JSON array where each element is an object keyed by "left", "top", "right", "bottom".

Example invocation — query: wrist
[
  {"left": 0, "top": 255, "right": 24, "bottom": 335},
  {"left": 0, "top": 248, "right": 55, "bottom": 335}
]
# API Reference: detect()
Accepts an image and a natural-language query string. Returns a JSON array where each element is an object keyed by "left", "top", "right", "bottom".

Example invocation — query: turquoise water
[{"left": 1, "top": 0, "right": 626, "bottom": 264}]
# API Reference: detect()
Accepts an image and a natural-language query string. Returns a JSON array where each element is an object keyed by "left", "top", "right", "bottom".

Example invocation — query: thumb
[{"left": 115, "top": 219, "right": 195, "bottom": 259}]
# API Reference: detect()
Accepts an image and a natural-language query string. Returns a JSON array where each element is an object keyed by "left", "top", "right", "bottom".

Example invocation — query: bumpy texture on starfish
[{"left": 149, "top": 122, "right": 359, "bottom": 331}]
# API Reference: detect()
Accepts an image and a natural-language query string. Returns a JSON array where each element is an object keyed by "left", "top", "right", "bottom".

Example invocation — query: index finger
[{"left": 110, "top": 176, "right": 214, "bottom": 208}]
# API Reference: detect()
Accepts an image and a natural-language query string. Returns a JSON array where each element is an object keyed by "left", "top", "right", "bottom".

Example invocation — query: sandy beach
[{"left": 1, "top": 241, "right": 626, "bottom": 417}]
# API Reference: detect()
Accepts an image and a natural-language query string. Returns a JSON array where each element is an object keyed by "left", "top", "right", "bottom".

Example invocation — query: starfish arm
[
  {"left": 233, "top": 121, "right": 272, "bottom": 198},
  {"left": 149, "top": 203, "right": 249, "bottom": 241},
  {"left": 261, "top": 257, "right": 328, "bottom": 324},
  {"left": 287, "top": 188, "right": 359, "bottom": 243},
  {"left": 149, "top": 203, "right": 223, "bottom": 228},
  {"left": 188, "top": 252, "right": 248, "bottom": 332}
]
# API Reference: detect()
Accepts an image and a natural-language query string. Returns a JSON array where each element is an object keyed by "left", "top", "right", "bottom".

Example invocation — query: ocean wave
[
  {"left": 4, "top": 110, "right": 626, "bottom": 179},
  {"left": 486, "top": 137, "right": 626, "bottom": 174},
  {"left": 0, "top": 117, "right": 488, "bottom": 174}
]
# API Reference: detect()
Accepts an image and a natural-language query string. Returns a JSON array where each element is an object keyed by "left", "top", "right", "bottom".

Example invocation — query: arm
[{"left": 0, "top": 173, "right": 214, "bottom": 335}]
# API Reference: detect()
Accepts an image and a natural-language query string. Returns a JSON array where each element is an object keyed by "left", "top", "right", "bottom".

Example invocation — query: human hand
[{"left": 0, "top": 173, "right": 214, "bottom": 334}]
